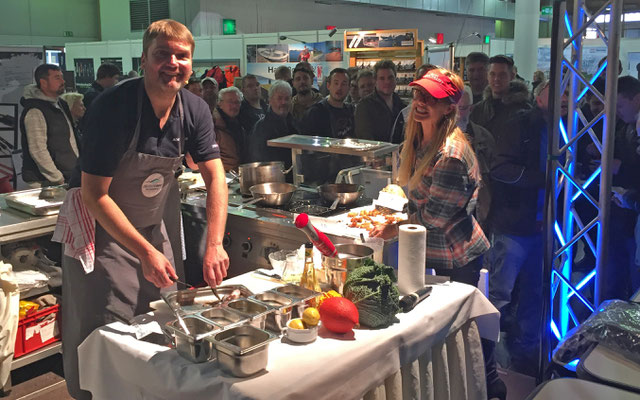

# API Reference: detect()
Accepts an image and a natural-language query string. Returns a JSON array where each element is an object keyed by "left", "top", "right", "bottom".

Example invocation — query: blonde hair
[
  {"left": 143, "top": 19, "right": 195, "bottom": 55},
  {"left": 398, "top": 68, "right": 476, "bottom": 189},
  {"left": 60, "top": 92, "right": 84, "bottom": 109}
]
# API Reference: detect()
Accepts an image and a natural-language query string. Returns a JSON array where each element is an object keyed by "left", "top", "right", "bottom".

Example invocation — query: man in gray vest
[{"left": 20, "top": 64, "right": 79, "bottom": 187}]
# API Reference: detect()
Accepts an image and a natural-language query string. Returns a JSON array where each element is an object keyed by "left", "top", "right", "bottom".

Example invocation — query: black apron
[{"left": 62, "top": 84, "right": 183, "bottom": 400}]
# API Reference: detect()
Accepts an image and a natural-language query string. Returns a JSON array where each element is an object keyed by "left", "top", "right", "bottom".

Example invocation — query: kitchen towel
[
  {"left": 52, "top": 188, "right": 96, "bottom": 273},
  {"left": 398, "top": 224, "right": 426, "bottom": 296}
]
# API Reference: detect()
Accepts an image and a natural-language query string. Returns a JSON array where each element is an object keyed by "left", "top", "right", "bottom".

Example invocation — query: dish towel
[{"left": 52, "top": 188, "right": 96, "bottom": 273}]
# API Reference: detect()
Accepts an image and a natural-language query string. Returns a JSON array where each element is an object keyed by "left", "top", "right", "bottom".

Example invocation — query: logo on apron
[{"left": 141, "top": 173, "right": 164, "bottom": 198}]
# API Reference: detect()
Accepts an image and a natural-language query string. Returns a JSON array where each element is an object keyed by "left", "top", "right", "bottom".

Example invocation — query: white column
[{"left": 513, "top": 0, "right": 540, "bottom": 84}]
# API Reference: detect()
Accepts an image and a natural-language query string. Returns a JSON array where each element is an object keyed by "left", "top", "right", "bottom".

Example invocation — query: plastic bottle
[{"left": 294, "top": 213, "right": 338, "bottom": 258}]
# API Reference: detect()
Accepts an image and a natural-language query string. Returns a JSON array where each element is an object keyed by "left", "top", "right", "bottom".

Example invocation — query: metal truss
[{"left": 542, "top": 0, "right": 622, "bottom": 374}]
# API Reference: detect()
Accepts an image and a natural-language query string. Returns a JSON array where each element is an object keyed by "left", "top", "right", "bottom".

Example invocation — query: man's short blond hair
[{"left": 143, "top": 19, "right": 195, "bottom": 55}]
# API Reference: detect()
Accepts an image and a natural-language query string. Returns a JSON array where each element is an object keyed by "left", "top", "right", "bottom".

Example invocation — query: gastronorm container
[
  {"left": 197, "top": 307, "right": 247, "bottom": 329},
  {"left": 250, "top": 291, "right": 294, "bottom": 333},
  {"left": 273, "top": 284, "right": 322, "bottom": 317},
  {"left": 224, "top": 298, "right": 274, "bottom": 330},
  {"left": 161, "top": 284, "right": 253, "bottom": 315},
  {"left": 208, "top": 325, "right": 277, "bottom": 377},
  {"left": 165, "top": 316, "right": 221, "bottom": 363}
]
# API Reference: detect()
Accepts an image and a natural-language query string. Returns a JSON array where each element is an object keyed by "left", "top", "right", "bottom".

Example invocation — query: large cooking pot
[
  {"left": 322, "top": 244, "right": 374, "bottom": 293},
  {"left": 246, "top": 182, "right": 297, "bottom": 207},
  {"left": 238, "top": 162, "right": 292, "bottom": 195},
  {"left": 317, "top": 183, "right": 364, "bottom": 207}
]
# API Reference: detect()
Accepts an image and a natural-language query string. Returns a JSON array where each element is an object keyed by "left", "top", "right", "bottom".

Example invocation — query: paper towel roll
[{"left": 398, "top": 224, "right": 426, "bottom": 296}]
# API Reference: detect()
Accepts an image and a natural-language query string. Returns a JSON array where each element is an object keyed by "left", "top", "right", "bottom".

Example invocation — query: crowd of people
[{"left": 16, "top": 22, "right": 640, "bottom": 399}]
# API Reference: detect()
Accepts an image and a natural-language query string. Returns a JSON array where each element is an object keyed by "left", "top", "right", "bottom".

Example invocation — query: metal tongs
[{"left": 170, "top": 276, "right": 222, "bottom": 302}]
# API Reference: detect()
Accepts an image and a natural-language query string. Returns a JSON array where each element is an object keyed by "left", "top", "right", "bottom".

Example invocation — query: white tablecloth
[{"left": 78, "top": 273, "right": 499, "bottom": 400}]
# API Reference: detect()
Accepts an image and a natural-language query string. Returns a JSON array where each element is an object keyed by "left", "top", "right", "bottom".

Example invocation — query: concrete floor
[{"left": 4, "top": 354, "right": 538, "bottom": 400}]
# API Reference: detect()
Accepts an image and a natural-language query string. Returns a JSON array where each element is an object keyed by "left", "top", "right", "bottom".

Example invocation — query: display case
[{"left": 344, "top": 29, "right": 423, "bottom": 103}]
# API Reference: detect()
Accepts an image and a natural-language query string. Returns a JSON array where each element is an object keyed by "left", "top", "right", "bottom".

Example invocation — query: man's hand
[
  {"left": 140, "top": 247, "right": 178, "bottom": 288},
  {"left": 203, "top": 244, "right": 229, "bottom": 287}
]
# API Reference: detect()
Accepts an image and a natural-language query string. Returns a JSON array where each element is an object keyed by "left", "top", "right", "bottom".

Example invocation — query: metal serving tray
[
  {"left": 224, "top": 298, "right": 274, "bottom": 330},
  {"left": 161, "top": 284, "right": 253, "bottom": 316},
  {"left": 207, "top": 325, "right": 278, "bottom": 377},
  {"left": 273, "top": 284, "right": 322, "bottom": 318},
  {"left": 197, "top": 307, "right": 247, "bottom": 329},
  {"left": 164, "top": 316, "right": 222, "bottom": 363},
  {"left": 5, "top": 188, "right": 67, "bottom": 216},
  {"left": 250, "top": 291, "right": 295, "bottom": 333}
]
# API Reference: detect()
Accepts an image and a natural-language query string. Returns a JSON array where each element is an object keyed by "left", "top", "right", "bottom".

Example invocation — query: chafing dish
[
  {"left": 5, "top": 187, "right": 67, "bottom": 215},
  {"left": 208, "top": 325, "right": 277, "bottom": 377},
  {"left": 250, "top": 291, "right": 294, "bottom": 333},
  {"left": 224, "top": 298, "right": 274, "bottom": 330},
  {"left": 161, "top": 284, "right": 252, "bottom": 315},
  {"left": 165, "top": 316, "right": 221, "bottom": 363}
]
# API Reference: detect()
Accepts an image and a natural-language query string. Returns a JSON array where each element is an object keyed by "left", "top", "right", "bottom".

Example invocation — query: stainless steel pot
[
  {"left": 238, "top": 161, "right": 291, "bottom": 195},
  {"left": 247, "top": 182, "right": 297, "bottom": 207},
  {"left": 322, "top": 244, "right": 374, "bottom": 294},
  {"left": 317, "top": 183, "right": 363, "bottom": 206}
]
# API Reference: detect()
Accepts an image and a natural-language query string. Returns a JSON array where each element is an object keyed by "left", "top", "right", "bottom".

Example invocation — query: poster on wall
[
  {"left": 344, "top": 30, "right": 417, "bottom": 51},
  {"left": 628, "top": 52, "right": 640, "bottom": 77},
  {"left": 537, "top": 46, "right": 605, "bottom": 76},
  {"left": 74, "top": 58, "right": 95, "bottom": 85},
  {"left": 0, "top": 47, "right": 43, "bottom": 106},
  {"left": 246, "top": 41, "right": 344, "bottom": 86}
]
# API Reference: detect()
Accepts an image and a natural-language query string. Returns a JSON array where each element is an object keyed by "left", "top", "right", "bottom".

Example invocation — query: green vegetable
[{"left": 343, "top": 258, "right": 400, "bottom": 329}]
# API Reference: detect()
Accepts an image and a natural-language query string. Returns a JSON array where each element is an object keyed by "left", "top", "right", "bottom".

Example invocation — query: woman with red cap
[{"left": 372, "top": 67, "right": 505, "bottom": 400}]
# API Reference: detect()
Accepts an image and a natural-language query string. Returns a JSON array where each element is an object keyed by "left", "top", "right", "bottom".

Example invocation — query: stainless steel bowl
[
  {"left": 249, "top": 182, "right": 297, "bottom": 207},
  {"left": 317, "top": 183, "right": 363, "bottom": 206},
  {"left": 251, "top": 291, "right": 294, "bottom": 333},
  {"left": 165, "top": 316, "right": 220, "bottom": 363},
  {"left": 322, "top": 244, "right": 374, "bottom": 294},
  {"left": 209, "top": 325, "right": 277, "bottom": 377},
  {"left": 225, "top": 299, "right": 273, "bottom": 329}
]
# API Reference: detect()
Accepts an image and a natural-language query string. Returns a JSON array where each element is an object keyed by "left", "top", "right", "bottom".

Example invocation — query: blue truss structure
[{"left": 542, "top": 0, "right": 622, "bottom": 373}]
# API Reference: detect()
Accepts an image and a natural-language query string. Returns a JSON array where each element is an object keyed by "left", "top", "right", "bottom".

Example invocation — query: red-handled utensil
[{"left": 294, "top": 213, "right": 338, "bottom": 258}]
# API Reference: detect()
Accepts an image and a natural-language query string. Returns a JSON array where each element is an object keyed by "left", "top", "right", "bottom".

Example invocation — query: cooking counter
[
  {"left": 180, "top": 182, "right": 395, "bottom": 282},
  {"left": 0, "top": 194, "right": 58, "bottom": 244}
]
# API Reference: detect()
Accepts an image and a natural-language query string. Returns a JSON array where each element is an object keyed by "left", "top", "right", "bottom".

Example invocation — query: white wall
[
  {"left": 0, "top": 0, "right": 98, "bottom": 46},
  {"left": 95, "top": 0, "right": 496, "bottom": 46}
]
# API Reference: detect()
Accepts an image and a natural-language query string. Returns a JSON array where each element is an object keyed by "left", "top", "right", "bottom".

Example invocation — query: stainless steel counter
[{"left": 0, "top": 195, "right": 57, "bottom": 244}]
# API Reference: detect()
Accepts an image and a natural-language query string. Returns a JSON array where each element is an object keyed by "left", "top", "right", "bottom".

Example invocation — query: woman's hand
[{"left": 370, "top": 223, "right": 400, "bottom": 240}]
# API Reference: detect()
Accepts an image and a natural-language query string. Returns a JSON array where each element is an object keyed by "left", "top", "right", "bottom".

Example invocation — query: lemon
[
  {"left": 302, "top": 307, "right": 320, "bottom": 327},
  {"left": 289, "top": 318, "right": 306, "bottom": 330}
]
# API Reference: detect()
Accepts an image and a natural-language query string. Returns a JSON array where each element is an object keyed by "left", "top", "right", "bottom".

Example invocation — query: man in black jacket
[
  {"left": 238, "top": 74, "right": 267, "bottom": 134},
  {"left": 248, "top": 80, "right": 297, "bottom": 168},
  {"left": 82, "top": 63, "right": 120, "bottom": 112},
  {"left": 300, "top": 68, "right": 354, "bottom": 138},
  {"left": 470, "top": 55, "right": 531, "bottom": 144},
  {"left": 20, "top": 64, "right": 79, "bottom": 187},
  {"left": 354, "top": 60, "right": 406, "bottom": 143},
  {"left": 486, "top": 82, "right": 567, "bottom": 375}
]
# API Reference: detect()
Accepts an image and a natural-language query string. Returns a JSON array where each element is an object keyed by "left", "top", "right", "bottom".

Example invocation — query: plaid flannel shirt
[{"left": 408, "top": 136, "right": 489, "bottom": 270}]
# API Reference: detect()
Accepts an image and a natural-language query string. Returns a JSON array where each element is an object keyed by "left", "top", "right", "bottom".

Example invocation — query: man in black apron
[{"left": 61, "top": 20, "right": 229, "bottom": 399}]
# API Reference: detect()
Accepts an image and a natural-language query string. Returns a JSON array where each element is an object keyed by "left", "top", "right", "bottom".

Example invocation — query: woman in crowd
[{"left": 371, "top": 67, "right": 505, "bottom": 400}]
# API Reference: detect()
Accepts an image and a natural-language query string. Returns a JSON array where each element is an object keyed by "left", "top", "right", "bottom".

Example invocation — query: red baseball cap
[{"left": 409, "top": 70, "right": 462, "bottom": 103}]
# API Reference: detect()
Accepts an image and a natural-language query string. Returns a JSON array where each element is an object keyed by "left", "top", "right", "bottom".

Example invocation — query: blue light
[
  {"left": 565, "top": 358, "right": 580, "bottom": 371},
  {"left": 564, "top": 12, "right": 579, "bottom": 50},
  {"left": 559, "top": 120, "right": 569, "bottom": 145},
  {"left": 567, "top": 270, "right": 596, "bottom": 300},
  {"left": 571, "top": 166, "right": 601, "bottom": 202},
  {"left": 551, "top": 320, "right": 562, "bottom": 340},
  {"left": 578, "top": 61, "right": 607, "bottom": 101},
  {"left": 555, "top": 222, "right": 566, "bottom": 246}
]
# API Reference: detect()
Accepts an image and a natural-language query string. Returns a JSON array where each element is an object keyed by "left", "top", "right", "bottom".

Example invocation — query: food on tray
[
  {"left": 346, "top": 208, "right": 405, "bottom": 232},
  {"left": 318, "top": 297, "right": 359, "bottom": 334},
  {"left": 343, "top": 259, "right": 401, "bottom": 329},
  {"left": 302, "top": 307, "right": 320, "bottom": 327},
  {"left": 289, "top": 318, "right": 307, "bottom": 330},
  {"left": 380, "top": 184, "right": 407, "bottom": 199}
]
